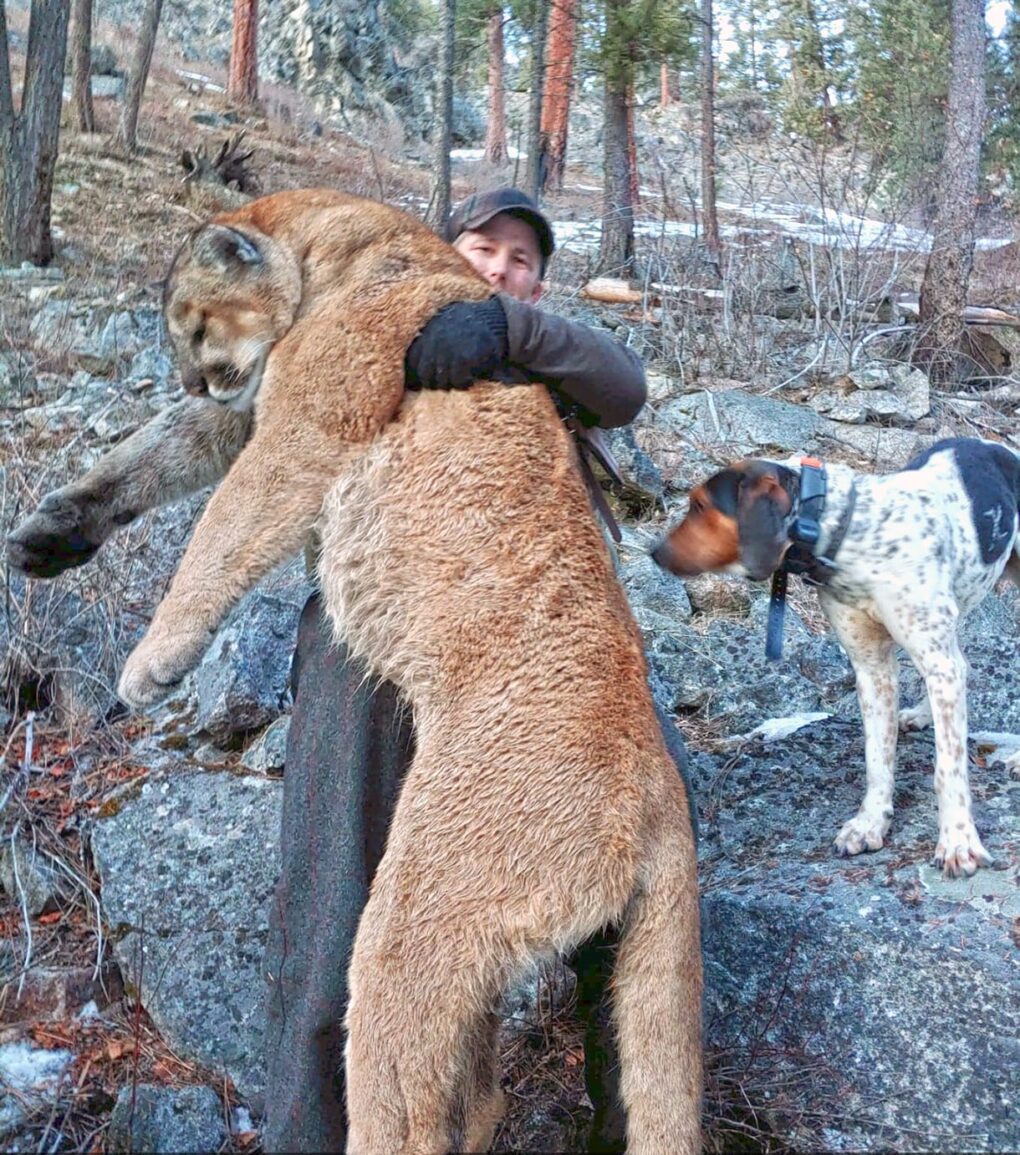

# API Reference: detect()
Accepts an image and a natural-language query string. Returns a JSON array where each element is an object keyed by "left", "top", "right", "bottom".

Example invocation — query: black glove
[{"left": 405, "top": 297, "right": 510, "bottom": 390}]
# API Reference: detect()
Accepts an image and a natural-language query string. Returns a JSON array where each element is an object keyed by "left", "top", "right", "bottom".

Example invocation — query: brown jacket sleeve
[{"left": 498, "top": 292, "right": 646, "bottom": 428}]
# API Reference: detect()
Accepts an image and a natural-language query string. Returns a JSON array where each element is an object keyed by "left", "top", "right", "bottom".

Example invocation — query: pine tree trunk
[
  {"left": 0, "top": 0, "right": 71, "bottom": 266},
  {"left": 70, "top": 0, "right": 94, "bottom": 132},
  {"left": 429, "top": 0, "right": 455, "bottom": 229},
  {"left": 523, "top": 0, "right": 548, "bottom": 200},
  {"left": 598, "top": 57, "right": 635, "bottom": 276},
  {"left": 114, "top": 0, "right": 163, "bottom": 152},
  {"left": 539, "top": 0, "right": 577, "bottom": 192},
  {"left": 228, "top": 0, "right": 259, "bottom": 106},
  {"left": 626, "top": 81, "right": 639, "bottom": 208},
  {"left": 484, "top": 7, "right": 507, "bottom": 165},
  {"left": 700, "top": 0, "right": 721, "bottom": 256},
  {"left": 916, "top": 0, "right": 986, "bottom": 386},
  {"left": 660, "top": 61, "right": 671, "bottom": 107}
]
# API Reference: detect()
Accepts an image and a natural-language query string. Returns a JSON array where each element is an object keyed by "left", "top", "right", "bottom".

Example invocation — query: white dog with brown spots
[{"left": 652, "top": 437, "right": 1020, "bottom": 877}]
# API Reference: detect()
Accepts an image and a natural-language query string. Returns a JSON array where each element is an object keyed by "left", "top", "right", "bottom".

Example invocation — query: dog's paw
[
  {"left": 117, "top": 631, "right": 208, "bottom": 709},
  {"left": 898, "top": 701, "right": 932, "bottom": 732},
  {"left": 935, "top": 824, "right": 992, "bottom": 877},
  {"left": 834, "top": 812, "right": 890, "bottom": 857}
]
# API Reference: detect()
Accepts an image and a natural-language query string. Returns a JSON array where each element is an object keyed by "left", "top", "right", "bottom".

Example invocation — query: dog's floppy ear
[
  {"left": 732, "top": 463, "right": 795, "bottom": 580},
  {"left": 651, "top": 462, "right": 795, "bottom": 580}
]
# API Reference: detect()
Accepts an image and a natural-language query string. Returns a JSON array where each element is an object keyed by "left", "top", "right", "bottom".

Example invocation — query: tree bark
[
  {"left": 114, "top": 0, "right": 163, "bottom": 152},
  {"left": 626, "top": 81, "right": 639, "bottom": 208},
  {"left": 228, "top": 0, "right": 259, "bottom": 106},
  {"left": 70, "top": 0, "right": 94, "bottom": 132},
  {"left": 523, "top": 0, "right": 548, "bottom": 200},
  {"left": 0, "top": 0, "right": 71, "bottom": 266},
  {"left": 429, "top": 0, "right": 455, "bottom": 230},
  {"left": 484, "top": 7, "right": 507, "bottom": 165},
  {"left": 700, "top": 0, "right": 721, "bottom": 257},
  {"left": 660, "top": 60, "right": 671, "bottom": 107},
  {"left": 916, "top": 0, "right": 985, "bottom": 385},
  {"left": 598, "top": 14, "right": 635, "bottom": 279},
  {"left": 539, "top": 0, "right": 577, "bottom": 192}
]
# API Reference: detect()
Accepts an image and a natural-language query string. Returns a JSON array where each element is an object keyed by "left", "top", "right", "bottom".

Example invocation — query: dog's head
[{"left": 652, "top": 460, "right": 799, "bottom": 582}]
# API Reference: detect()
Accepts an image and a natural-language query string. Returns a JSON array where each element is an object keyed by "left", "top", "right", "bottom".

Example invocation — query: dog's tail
[{"left": 613, "top": 813, "right": 702, "bottom": 1155}]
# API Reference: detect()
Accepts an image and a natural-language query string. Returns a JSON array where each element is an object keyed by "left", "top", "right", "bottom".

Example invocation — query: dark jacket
[
  {"left": 499, "top": 293, "right": 646, "bottom": 428},
  {"left": 500, "top": 293, "right": 645, "bottom": 539}
]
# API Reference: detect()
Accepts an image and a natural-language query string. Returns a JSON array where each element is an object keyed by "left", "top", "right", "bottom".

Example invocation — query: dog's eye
[
  {"left": 688, "top": 498, "right": 702, "bottom": 514},
  {"left": 192, "top": 324, "right": 206, "bottom": 347}
]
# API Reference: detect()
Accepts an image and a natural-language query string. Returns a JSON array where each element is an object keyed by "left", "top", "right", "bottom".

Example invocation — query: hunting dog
[
  {"left": 652, "top": 437, "right": 1020, "bottom": 878},
  {"left": 8, "top": 189, "right": 701, "bottom": 1153}
]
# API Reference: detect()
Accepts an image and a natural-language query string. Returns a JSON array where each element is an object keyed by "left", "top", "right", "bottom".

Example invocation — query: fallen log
[
  {"left": 896, "top": 297, "right": 1020, "bottom": 328},
  {"left": 580, "top": 277, "right": 644, "bottom": 304}
]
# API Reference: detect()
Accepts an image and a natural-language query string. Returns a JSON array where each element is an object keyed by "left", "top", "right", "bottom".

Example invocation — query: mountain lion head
[{"left": 163, "top": 223, "right": 302, "bottom": 409}]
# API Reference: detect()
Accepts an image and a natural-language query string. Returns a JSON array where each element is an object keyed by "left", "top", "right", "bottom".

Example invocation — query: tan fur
[{"left": 9, "top": 188, "right": 702, "bottom": 1153}]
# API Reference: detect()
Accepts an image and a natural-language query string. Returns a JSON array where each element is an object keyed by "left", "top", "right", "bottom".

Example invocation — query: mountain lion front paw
[
  {"left": 7, "top": 488, "right": 110, "bottom": 578},
  {"left": 117, "top": 629, "right": 210, "bottom": 709}
]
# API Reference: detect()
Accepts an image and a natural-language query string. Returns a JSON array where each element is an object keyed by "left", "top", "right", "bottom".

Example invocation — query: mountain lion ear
[{"left": 192, "top": 225, "right": 264, "bottom": 270}]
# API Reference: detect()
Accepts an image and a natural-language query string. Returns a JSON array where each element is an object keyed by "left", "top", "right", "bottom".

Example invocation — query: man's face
[{"left": 453, "top": 213, "right": 544, "bottom": 304}]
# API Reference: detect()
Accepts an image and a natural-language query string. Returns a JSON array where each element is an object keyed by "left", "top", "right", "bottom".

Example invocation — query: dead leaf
[{"left": 105, "top": 1037, "right": 136, "bottom": 1061}]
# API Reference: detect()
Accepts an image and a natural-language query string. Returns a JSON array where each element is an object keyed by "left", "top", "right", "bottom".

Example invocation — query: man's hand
[{"left": 405, "top": 297, "right": 510, "bottom": 390}]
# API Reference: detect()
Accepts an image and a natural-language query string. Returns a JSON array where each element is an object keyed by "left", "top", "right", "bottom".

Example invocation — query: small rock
[
  {"left": 192, "top": 741, "right": 233, "bottom": 768},
  {"left": 0, "top": 837, "right": 61, "bottom": 917},
  {"left": 684, "top": 573, "right": 753, "bottom": 617},
  {"left": 107, "top": 1084, "right": 227, "bottom": 1155},
  {"left": 240, "top": 715, "right": 290, "bottom": 773}
]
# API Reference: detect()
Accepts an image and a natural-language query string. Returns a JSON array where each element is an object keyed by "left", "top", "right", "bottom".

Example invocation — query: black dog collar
[
  {"left": 783, "top": 457, "right": 828, "bottom": 580},
  {"left": 766, "top": 458, "right": 855, "bottom": 661}
]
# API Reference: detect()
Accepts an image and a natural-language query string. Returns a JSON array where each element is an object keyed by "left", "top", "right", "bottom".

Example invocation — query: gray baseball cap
[{"left": 445, "top": 187, "right": 555, "bottom": 270}]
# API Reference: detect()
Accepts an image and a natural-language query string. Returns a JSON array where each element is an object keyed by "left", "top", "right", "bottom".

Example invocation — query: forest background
[{"left": 1, "top": 0, "right": 1020, "bottom": 1150}]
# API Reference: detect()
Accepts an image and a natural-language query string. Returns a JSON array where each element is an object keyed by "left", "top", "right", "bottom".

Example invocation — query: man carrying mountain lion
[{"left": 7, "top": 186, "right": 699, "bottom": 1153}]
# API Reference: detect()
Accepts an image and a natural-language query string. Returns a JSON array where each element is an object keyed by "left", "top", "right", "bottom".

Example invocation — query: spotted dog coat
[{"left": 653, "top": 437, "right": 1020, "bottom": 877}]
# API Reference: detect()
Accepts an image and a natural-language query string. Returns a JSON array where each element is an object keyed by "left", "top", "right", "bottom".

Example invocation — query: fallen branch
[{"left": 897, "top": 297, "right": 1020, "bottom": 328}]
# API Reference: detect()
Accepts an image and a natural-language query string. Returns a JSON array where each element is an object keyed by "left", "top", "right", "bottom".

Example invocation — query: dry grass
[{"left": 6, "top": 1001, "right": 250, "bottom": 1154}]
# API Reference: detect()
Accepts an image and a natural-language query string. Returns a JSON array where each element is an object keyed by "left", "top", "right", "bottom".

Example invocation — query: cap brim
[{"left": 459, "top": 206, "right": 555, "bottom": 260}]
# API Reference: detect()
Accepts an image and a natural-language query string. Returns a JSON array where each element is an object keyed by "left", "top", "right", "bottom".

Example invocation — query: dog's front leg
[
  {"left": 900, "top": 619, "right": 991, "bottom": 876},
  {"left": 823, "top": 598, "right": 899, "bottom": 857}
]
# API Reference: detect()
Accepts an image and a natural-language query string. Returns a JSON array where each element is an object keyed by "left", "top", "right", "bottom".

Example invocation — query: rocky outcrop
[
  {"left": 107, "top": 1084, "right": 228, "bottom": 1154},
  {"left": 695, "top": 724, "right": 1019, "bottom": 1153},
  {"left": 91, "top": 772, "right": 282, "bottom": 1100},
  {"left": 103, "top": 0, "right": 440, "bottom": 141}
]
